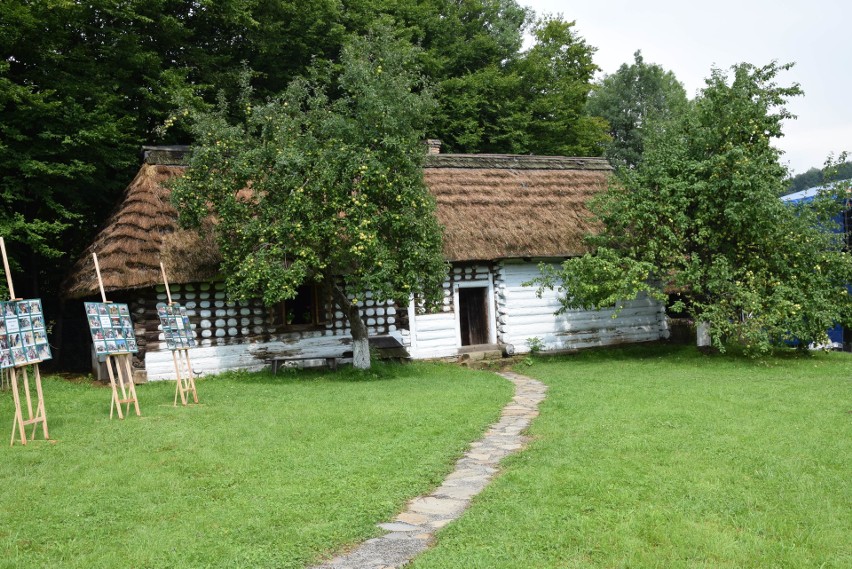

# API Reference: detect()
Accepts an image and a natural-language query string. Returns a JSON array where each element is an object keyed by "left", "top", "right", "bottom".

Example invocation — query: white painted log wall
[
  {"left": 406, "top": 312, "right": 458, "bottom": 359},
  {"left": 496, "top": 263, "right": 668, "bottom": 353},
  {"left": 144, "top": 261, "right": 669, "bottom": 378},
  {"left": 145, "top": 333, "right": 354, "bottom": 381}
]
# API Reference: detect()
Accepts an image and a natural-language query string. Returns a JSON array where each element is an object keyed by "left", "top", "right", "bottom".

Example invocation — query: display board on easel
[
  {"left": 157, "top": 262, "right": 199, "bottom": 407},
  {"left": 1, "top": 237, "right": 50, "bottom": 446},
  {"left": 82, "top": 253, "right": 140, "bottom": 419}
]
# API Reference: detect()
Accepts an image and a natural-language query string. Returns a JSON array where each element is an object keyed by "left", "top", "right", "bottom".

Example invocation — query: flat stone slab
[
  {"left": 408, "top": 496, "right": 466, "bottom": 516},
  {"left": 433, "top": 484, "right": 483, "bottom": 500},
  {"left": 378, "top": 522, "right": 422, "bottom": 532},
  {"left": 309, "top": 371, "right": 547, "bottom": 569},
  {"left": 394, "top": 512, "right": 429, "bottom": 525}
]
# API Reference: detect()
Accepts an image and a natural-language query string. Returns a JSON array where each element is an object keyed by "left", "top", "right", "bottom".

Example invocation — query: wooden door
[{"left": 458, "top": 287, "right": 490, "bottom": 346}]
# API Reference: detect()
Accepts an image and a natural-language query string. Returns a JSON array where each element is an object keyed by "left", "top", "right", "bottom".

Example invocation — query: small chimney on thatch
[
  {"left": 141, "top": 145, "right": 190, "bottom": 166},
  {"left": 426, "top": 139, "right": 442, "bottom": 155}
]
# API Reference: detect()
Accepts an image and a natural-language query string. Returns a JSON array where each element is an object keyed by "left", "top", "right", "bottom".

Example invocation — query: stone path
[{"left": 311, "top": 371, "right": 547, "bottom": 569}]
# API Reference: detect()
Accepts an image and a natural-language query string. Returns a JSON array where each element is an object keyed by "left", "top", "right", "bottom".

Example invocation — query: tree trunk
[
  {"left": 333, "top": 285, "right": 371, "bottom": 369},
  {"left": 696, "top": 321, "right": 711, "bottom": 348}
]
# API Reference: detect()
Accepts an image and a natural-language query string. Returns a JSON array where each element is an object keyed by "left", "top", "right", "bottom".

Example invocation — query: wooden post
[
  {"left": 93, "top": 252, "right": 107, "bottom": 303},
  {"left": 7, "top": 365, "right": 49, "bottom": 445},
  {"left": 6, "top": 363, "right": 50, "bottom": 445},
  {"left": 105, "top": 353, "right": 140, "bottom": 419},
  {"left": 0, "top": 237, "right": 15, "bottom": 300},
  {"left": 90, "top": 252, "right": 141, "bottom": 419},
  {"left": 160, "top": 262, "right": 199, "bottom": 407},
  {"left": 2, "top": 238, "right": 49, "bottom": 445},
  {"left": 171, "top": 348, "right": 198, "bottom": 407},
  {"left": 160, "top": 261, "right": 173, "bottom": 305},
  {"left": 30, "top": 364, "right": 49, "bottom": 440},
  {"left": 9, "top": 367, "right": 26, "bottom": 446}
]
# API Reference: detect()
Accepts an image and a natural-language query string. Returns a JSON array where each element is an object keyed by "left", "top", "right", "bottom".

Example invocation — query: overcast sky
[{"left": 522, "top": 0, "right": 850, "bottom": 175}]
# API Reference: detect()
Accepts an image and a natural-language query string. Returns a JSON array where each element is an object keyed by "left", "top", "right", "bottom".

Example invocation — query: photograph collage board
[
  {"left": 84, "top": 302, "right": 138, "bottom": 356},
  {"left": 156, "top": 302, "right": 196, "bottom": 350},
  {"left": 0, "top": 299, "right": 51, "bottom": 369}
]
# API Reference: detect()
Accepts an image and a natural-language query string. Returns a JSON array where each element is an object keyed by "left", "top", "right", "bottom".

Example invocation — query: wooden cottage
[{"left": 62, "top": 146, "right": 668, "bottom": 380}]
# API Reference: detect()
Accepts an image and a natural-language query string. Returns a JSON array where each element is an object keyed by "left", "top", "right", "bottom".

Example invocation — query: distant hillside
[{"left": 785, "top": 162, "right": 852, "bottom": 195}]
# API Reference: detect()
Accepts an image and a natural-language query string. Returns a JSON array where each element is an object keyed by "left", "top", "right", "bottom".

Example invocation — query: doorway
[{"left": 458, "top": 286, "right": 490, "bottom": 346}]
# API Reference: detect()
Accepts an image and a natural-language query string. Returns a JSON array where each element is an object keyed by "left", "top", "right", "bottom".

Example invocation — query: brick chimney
[{"left": 426, "top": 139, "right": 442, "bottom": 155}]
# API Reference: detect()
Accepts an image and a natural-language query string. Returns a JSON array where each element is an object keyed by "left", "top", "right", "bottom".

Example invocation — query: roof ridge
[{"left": 424, "top": 154, "right": 611, "bottom": 170}]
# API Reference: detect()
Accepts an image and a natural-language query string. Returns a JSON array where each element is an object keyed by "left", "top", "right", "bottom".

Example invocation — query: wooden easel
[
  {"left": 161, "top": 262, "right": 199, "bottom": 407},
  {"left": 93, "top": 253, "right": 140, "bottom": 419},
  {"left": 2, "top": 237, "right": 49, "bottom": 446}
]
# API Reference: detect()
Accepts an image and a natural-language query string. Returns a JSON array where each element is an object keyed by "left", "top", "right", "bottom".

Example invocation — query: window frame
[{"left": 273, "top": 283, "right": 330, "bottom": 331}]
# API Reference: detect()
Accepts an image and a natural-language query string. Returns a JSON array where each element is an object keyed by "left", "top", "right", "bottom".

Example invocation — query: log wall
[
  {"left": 100, "top": 260, "right": 667, "bottom": 379},
  {"left": 495, "top": 261, "right": 669, "bottom": 352},
  {"left": 406, "top": 263, "right": 492, "bottom": 359},
  {"left": 125, "top": 281, "right": 398, "bottom": 380}
]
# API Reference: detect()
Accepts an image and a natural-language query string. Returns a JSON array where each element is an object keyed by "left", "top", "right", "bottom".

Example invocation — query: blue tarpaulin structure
[{"left": 781, "top": 186, "right": 850, "bottom": 348}]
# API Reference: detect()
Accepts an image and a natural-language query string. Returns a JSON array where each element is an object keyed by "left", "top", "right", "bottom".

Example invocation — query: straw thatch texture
[
  {"left": 424, "top": 155, "right": 610, "bottom": 261},
  {"left": 62, "top": 163, "right": 220, "bottom": 299},
  {"left": 63, "top": 151, "right": 610, "bottom": 298}
]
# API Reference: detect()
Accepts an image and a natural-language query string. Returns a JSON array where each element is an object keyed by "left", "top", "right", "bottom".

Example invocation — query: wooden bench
[{"left": 269, "top": 354, "right": 350, "bottom": 374}]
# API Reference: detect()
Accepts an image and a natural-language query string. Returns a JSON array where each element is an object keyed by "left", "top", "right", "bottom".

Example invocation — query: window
[{"left": 274, "top": 284, "right": 330, "bottom": 329}]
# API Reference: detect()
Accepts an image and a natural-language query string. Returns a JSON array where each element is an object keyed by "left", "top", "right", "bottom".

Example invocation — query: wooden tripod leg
[
  {"left": 20, "top": 366, "right": 35, "bottom": 426},
  {"left": 9, "top": 368, "right": 27, "bottom": 446},
  {"left": 20, "top": 366, "right": 36, "bottom": 440},
  {"left": 113, "top": 355, "right": 131, "bottom": 417},
  {"left": 172, "top": 350, "right": 186, "bottom": 407},
  {"left": 121, "top": 354, "right": 140, "bottom": 416},
  {"left": 105, "top": 355, "right": 124, "bottom": 419},
  {"left": 183, "top": 350, "right": 198, "bottom": 404},
  {"left": 32, "top": 364, "right": 49, "bottom": 440}
]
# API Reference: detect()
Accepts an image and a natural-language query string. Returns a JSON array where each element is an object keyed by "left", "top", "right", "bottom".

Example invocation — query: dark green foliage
[
  {"left": 0, "top": 0, "right": 355, "bottom": 300},
  {"left": 534, "top": 62, "right": 852, "bottom": 354},
  {"left": 586, "top": 50, "right": 689, "bottom": 169},
  {"left": 429, "top": 16, "right": 608, "bottom": 155}
]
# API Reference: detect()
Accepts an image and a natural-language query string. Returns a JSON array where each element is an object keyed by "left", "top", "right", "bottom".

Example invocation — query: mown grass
[
  {"left": 0, "top": 362, "right": 512, "bottom": 568},
  {"left": 411, "top": 344, "right": 851, "bottom": 569}
]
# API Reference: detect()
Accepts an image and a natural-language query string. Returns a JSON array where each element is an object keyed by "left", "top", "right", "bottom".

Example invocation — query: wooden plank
[
  {"left": 105, "top": 355, "right": 124, "bottom": 420},
  {"left": 92, "top": 253, "right": 107, "bottom": 303},
  {"left": 507, "top": 312, "right": 662, "bottom": 332},
  {"left": 9, "top": 367, "right": 26, "bottom": 446},
  {"left": 120, "top": 354, "right": 141, "bottom": 417},
  {"left": 0, "top": 237, "right": 15, "bottom": 299},
  {"left": 414, "top": 328, "right": 457, "bottom": 342}
]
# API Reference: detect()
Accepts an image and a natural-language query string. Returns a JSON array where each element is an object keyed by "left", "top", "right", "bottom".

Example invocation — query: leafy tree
[
  {"left": 586, "top": 50, "right": 689, "bottom": 169},
  {"left": 533, "top": 61, "right": 852, "bottom": 354},
  {"left": 430, "top": 15, "right": 608, "bottom": 155},
  {"left": 1, "top": 0, "right": 601, "bottom": 301},
  {"left": 512, "top": 17, "right": 609, "bottom": 156},
  {"left": 170, "top": 27, "right": 447, "bottom": 369},
  {"left": 0, "top": 0, "right": 347, "bottom": 301},
  {"left": 786, "top": 158, "right": 852, "bottom": 195}
]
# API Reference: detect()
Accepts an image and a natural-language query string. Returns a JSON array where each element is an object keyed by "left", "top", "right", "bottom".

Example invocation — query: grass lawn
[
  {"left": 0, "top": 362, "right": 512, "bottom": 569},
  {"left": 411, "top": 344, "right": 851, "bottom": 569}
]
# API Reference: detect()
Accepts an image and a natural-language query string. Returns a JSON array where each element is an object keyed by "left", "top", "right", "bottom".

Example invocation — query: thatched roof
[
  {"left": 424, "top": 154, "right": 610, "bottom": 261},
  {"left": 62, "top": 149, "right": 610, "bottom": 299},
  {"left": 62, "top": 151, "right": 220, "bottom": 299}
]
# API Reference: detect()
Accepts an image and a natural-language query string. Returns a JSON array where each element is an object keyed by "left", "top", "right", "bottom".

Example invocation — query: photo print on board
[
  {"left": 156, "top": 302, "right": 197, "bottom": 350},
  {"left": 0, "top": 299, "right": 51, "bottom": 369},
  {"left": 83, "top": 302, "right": 138, "bottom": 357}
]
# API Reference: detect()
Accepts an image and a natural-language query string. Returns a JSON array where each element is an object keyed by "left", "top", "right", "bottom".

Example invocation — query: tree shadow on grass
[
  {"left": 211, "top": 359, "right": 473, "bottom": 386},
  {"left": 530, "top": 341, "right": 827, "bottom": 367}
]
